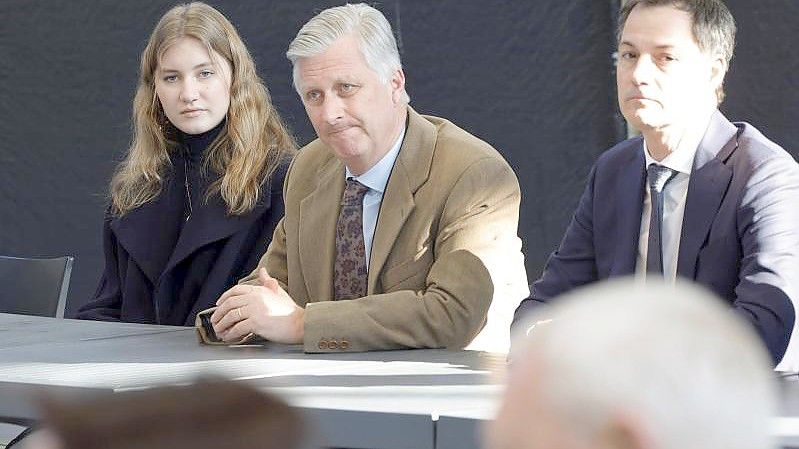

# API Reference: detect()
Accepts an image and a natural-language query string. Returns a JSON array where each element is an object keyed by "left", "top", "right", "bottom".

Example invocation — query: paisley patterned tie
[{"left": 334, "top": 179, "right": 370, "bottom": 300}]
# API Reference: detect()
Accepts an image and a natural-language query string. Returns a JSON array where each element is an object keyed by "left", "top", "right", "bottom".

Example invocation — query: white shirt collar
[
  {"left": 643, "top": 136, "right": 699, "bottom": 175},
  {"left": 345, "top": 127, "right": 406, "bottom": 193},
  {"left": 642, "top": 115, "right": 717, "bottom": 175}
]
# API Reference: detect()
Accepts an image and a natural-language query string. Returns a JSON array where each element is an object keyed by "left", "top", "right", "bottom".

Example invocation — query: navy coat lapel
[
  {"left": 110, "top": 166, "right": 275, "bottom": 287},
  {"left": 110, "top": 171, "right": 184, "bottom": 286},
  {"left": 677, "top": 111, "right": 738, "bottom": 278},
  {"left": 164, "top": 178, "right": 274, "bottom": 276},
  {"left": 610, "top": 141, "right": 646, "bottom": 276}
]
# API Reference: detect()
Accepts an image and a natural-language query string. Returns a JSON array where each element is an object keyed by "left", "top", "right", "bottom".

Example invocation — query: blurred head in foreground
[
  {"left": 487, "top": 278, "right": 776, "bottom": 449},
  {"left": 23, "top": 380, "right": 305, "bottom": 449}
]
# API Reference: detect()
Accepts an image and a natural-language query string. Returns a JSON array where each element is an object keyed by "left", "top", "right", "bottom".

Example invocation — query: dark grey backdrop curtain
[{"left": 0, "top": 1, "right": 795, "bottom": 315}]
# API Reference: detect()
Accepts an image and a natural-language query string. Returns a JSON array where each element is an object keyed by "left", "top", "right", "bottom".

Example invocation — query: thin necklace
[{"left": 183, "top": 156, "right": 193, "bottom": 222}]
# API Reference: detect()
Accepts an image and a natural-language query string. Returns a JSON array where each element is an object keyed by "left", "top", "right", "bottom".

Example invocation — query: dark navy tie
[{"left": 646, "top": 164, "right": 678, "bottom": 277}]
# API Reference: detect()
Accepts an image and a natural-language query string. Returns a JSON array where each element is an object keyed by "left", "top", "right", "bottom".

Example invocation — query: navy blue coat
[
  {"left": 513, "top": 112, "right": 799, "bottom": 365},
  {"left": 75, "top": 158, "right": 288, "bottom": 326}
]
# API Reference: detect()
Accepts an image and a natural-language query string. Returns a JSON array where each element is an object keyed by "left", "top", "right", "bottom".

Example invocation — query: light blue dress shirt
[{"left": 345, "top": 128, "right": 406, "bottom": 269}]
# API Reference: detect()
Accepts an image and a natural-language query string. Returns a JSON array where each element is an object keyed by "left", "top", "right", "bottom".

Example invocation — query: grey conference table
[
  {"left": 2, "top": 313, "right": 799, "bottom": 449},
  {"left": 0, "top": 313, "right": 502, "bottom": 449}
]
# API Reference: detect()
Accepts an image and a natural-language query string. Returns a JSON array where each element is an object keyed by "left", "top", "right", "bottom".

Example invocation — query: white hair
[
  {"left": 513, "top": 278, "right": 776, "bottom": 449},
  {"left": 286, "top": 3, "right": 410, "bottom": 103}
]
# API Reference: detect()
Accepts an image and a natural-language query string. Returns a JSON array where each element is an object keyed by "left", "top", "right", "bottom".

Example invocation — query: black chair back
[{"left": 0, "top": 255, "right": 74, "bottom": 318}]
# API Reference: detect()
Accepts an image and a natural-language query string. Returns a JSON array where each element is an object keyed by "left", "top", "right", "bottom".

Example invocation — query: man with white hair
[
  {"left": 489, "top": 278, "right": 777, "bottom": 449},
  {"left": 210, "top": 3, "right": 528, "bottom": 352}
]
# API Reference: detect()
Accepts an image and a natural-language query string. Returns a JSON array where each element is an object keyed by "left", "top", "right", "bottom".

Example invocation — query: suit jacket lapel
[
  {"left": 299, "top": 154, "right": 345, "bottom": 302},
  {"left": 677, "top": 111, "right": 738, "bottom": 278},
  {"left": 367, "top": 108, "right": 433, "bottom": 291},
  {"left": 611, "top": 142, "right": 646, "bottom": 275}
]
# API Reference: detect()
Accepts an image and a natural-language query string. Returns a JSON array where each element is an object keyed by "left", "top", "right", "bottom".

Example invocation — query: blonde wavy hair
[{"left": 111, "top": 2, "right": 296, "bottom": 216}]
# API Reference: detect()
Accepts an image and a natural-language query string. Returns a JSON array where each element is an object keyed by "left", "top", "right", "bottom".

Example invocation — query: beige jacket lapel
[
  {"left": 299, "top": 155, "right": 345, "bottom": 303},
  {"left": 368, "top": 108, "right": 436, "bottom": 291}
]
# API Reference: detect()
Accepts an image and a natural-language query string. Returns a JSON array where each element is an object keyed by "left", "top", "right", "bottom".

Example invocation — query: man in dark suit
[{"left": 513, "top": 0, "right": 799, "bottom": 367}]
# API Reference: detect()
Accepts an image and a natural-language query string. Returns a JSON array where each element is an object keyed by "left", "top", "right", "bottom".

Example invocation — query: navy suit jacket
[{"left": 513, "top": 111, "right": 799, "bottom": 365}]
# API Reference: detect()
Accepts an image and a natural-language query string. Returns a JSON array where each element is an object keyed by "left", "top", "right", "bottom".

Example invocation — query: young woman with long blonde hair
[{"left": 76, "top": 2, "right": 296, "bottom": 325}]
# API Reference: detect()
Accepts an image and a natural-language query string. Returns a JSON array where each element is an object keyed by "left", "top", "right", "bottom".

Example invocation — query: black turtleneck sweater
[{"left": 177, "top": 120, "right": 225, "bottom": 225}]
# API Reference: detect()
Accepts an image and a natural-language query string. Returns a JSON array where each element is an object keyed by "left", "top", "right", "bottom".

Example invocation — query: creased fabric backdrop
[{"left": 0, "top": 1, "right": 795, "bottom": 316}]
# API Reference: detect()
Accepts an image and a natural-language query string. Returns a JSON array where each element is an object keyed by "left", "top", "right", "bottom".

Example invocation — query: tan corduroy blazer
[{"left": 242, "top": 107, "right": 529, "bottom": 352}]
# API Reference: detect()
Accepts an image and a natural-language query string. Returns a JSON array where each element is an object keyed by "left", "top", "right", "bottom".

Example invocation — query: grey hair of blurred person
[
  {"left": 286, "top": 3, "right": 410, "bottom": 103},
  {"left": 506, "top": 278, "right": 776, "bottom": 449}
]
